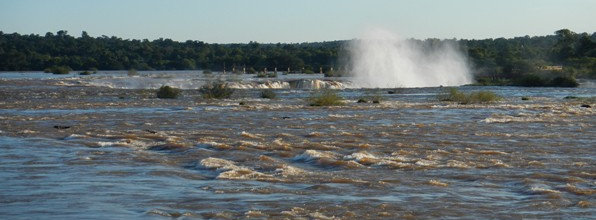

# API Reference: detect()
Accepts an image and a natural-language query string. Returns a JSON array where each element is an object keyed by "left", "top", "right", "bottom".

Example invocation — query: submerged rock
[{"left": 147, "top": 143, "right": 188, "bottom": 151}]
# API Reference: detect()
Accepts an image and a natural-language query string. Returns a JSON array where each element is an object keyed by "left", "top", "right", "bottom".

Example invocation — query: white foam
[
  {"left": 240, "top": 131, "right": 263, "bottom": 139},
  {"left": 275, "top": 165, "right": 309, "bottom": 177},
  {"left": 415, "top": 159, "right": 438, "bottom": 167},
  {"left": 63, "top": 134, "right": 87, "bottom": 140},
  {"left": 530, "top": 185, "right": 561, "bottom": 194},
  {"left": 347, "top": 28, "right": 472, "bottom": 88},
  {"left": 200, "top": 157, "right": 239, "bottom": 170},
  {"left": 294, "top": 150, "right": 339, "bottom": 162},
  {"left": 96, "top": 141, "right": 115, "bottom": 147},
  {"left": 200, "top": 157, "right": 274, "bottom": 180},
  {"left": 344, "top": 151, "right": 378, "bottom": 161}
]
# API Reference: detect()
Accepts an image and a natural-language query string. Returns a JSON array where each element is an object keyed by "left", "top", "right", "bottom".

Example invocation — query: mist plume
[{"left": 346, "top": 29, "right": 472, "bottom": 88}]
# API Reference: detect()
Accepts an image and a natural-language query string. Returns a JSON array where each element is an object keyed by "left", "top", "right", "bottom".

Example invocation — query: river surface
[{"left": 0, "top": 71, "right": 594, "bottom": 219}]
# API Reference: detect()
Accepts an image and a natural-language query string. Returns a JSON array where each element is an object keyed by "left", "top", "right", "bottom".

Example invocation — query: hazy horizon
[{"left": 1, "top": 0, "right": 595, "bottom": 44}]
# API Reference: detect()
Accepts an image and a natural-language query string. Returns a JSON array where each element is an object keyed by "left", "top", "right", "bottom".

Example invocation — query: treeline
[
  {"left": 0, "top": 29, "right": 595, "bottom": 80},
  {"left": 0, "top": 30, "right": 342, "bottom": 73},
  {"left": 462, "top": 29, "right": 596, "bottom": 83}
]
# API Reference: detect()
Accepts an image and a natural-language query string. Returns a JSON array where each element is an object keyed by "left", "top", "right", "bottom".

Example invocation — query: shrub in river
[
  {"left": 45, "top": 66, "right": 71, "bottom": 74},
  {"left": 200, "top": 82, "right": 234, "bottom": 99},
  {"left": 439, "top": 88, "right": 467, "bottom": 102},
  {"left": 521, "top": 96, "right": 530, "bottom": 101},
  {"left": 439, "top": 88, "right": 501, "bottom": 104},
  {"left": 357, "top": 94, "right": 382, "bottom": 104},
  {"left": 260, "top": 90, "right": 277, "bottom": 99},
  {"left": 371, "top": 95, "right": 383, "bottom": 104},
  {"left": 387, "top": 88, "right": 405, "bottom": 94},
  {"left": 357, "top": 98, "right": 368, "bottom": 103},
  {"left": 549, "top": 76, "right": 579, "bottom": 87},
  {"left": 469, "top": 91, "right": 501, "bottom": 103},
  {"left": 247, "top": 67, "right": 257, "bottom": 74},
  {"left": 308, "top": 89, "right": 344, "bottom": 106},
  {"left": 127, "top": 69, "right": 138, "bottom": 76},
  {"left": 256, "top": 72, "right": 267, "bottom": 78},
  {"left": 156, "top": 85, "right": 181, "bottom": 99},
  {"left": 202, "top": 69, "right": 212, "bottom": 74},
  {"left": 80, "top": 68, "right": 98, "bottom": 75}
]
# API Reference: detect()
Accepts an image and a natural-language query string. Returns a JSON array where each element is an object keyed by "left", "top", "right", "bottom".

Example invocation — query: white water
[
  {"left": 348, "top": 29, "right": 472, "bottom": 88},
  {"left": 66, "top": 73, "right": 346, "bottom": 90}
]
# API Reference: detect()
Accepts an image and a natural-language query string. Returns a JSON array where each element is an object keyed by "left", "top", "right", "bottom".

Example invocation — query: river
[{"left": 0, "top": 71, "right": 594, "bottom": 219}]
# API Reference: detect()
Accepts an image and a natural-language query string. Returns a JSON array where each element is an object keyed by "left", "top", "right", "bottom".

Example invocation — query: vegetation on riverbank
[
  {"left": 1, "top": 29, "right": 594, "bottom": 86},
  {"left": 43, "top": 65, "right": 71, "bottom": 74},
  {"left": 473, "top": 74, "right": 580, "bottom": 87},
  {"left": 439, "top": 88, "right": 501, "bottom": 104}
]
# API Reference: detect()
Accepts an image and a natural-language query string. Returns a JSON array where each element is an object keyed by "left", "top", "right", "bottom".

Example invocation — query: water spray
[{"left": 347, "top": 28, "right": 472, "bottom": 88}]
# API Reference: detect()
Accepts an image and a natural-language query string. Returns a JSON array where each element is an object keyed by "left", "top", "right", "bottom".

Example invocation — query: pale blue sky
[{"left": 0, "top": 0, "right": 594, "bottom": 43}]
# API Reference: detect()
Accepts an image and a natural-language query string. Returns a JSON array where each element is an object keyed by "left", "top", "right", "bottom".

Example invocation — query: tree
[
  {"left": 81, "top": 31, "right": 90, "bottom": 39},
  {"left": 57, "top": 30, "right": 68, "bottom": 37},
  {"left": 553, "top": 29, "right": 577, "bottom": 61}
]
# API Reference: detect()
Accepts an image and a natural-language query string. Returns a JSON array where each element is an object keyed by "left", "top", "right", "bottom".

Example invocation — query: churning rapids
[{"left": 0, "top": 71, "right": 595, "bottom": 219}]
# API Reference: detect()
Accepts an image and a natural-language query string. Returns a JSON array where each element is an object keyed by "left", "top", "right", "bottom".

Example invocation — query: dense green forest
[
  {"left": 463, "top": 29, "right": 596, "bottom": 84},
  {"left": 0, "top": 30, "right": 342, "bottom": 73},
  {"left": 1, "top": 29, "right": 595, "bottom": 82}
]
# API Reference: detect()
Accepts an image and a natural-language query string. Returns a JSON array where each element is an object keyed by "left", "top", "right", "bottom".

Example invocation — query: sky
[{"left": 0, "top": 0, "right": 594, "bottom": 43}]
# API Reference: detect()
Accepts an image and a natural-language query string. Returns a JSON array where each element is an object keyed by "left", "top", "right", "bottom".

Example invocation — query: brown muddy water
[{"left": 0, "top": 72, "right": 595, "bottom": 219}]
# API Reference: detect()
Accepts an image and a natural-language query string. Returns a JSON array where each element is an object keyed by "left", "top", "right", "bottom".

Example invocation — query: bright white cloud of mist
[{"left": 347, "top": 29, "right": 473, "bottom": 88}]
